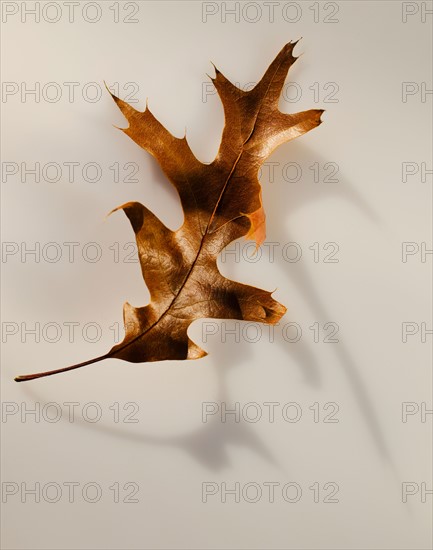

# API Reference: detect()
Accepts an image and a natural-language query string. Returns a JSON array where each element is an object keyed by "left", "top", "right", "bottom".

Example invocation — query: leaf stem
[{"left": 14, "top": 353, "right": 110, "bottom": 382}]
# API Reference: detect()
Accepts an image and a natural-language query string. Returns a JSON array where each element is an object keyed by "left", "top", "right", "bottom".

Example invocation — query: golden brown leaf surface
[{"left": 15, "top": 41, "right": 323, "bottom": 381}]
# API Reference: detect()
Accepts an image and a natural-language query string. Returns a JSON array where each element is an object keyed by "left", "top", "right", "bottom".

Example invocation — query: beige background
[{"left": 1, "top": 1, "right": 432, "bottom": 549}]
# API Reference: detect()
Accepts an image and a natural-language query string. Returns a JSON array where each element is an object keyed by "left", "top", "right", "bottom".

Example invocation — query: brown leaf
[{"left": 15, "top": 41, "right": 323, "bottom": 382}]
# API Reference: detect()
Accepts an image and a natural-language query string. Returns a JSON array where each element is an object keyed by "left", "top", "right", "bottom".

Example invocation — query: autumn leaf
[{"left": 15, "top": 41, "right": 323, "bottom": 382}]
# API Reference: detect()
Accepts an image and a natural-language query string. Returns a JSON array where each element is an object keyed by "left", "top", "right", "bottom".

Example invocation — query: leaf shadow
[
  {"left": 20, "top": 340, "right": 283, "bottom": 472},
  {"left": 19, "top": 142, "right": 391, "bottom": 471},
  {"left": 261, "top": 141, "right": 390, "bottom": 460}
]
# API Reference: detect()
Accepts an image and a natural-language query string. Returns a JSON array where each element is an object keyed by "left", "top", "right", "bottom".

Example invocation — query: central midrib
[
  {"left": 111, "top": 59, "right": 285, "bottom": 356},
  {"left": 111, "top": 149, "right": 244, "bottom": 356}
]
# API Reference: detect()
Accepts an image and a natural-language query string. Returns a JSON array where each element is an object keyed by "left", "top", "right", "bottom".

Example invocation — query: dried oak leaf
[{"left": 15, "top": 41, "right": 323, "bottom": 382}]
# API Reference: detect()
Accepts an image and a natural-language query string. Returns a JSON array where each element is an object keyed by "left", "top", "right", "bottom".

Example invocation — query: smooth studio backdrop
[{"left": 1, "top": 1, "right": 432, "bottom": 549}]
